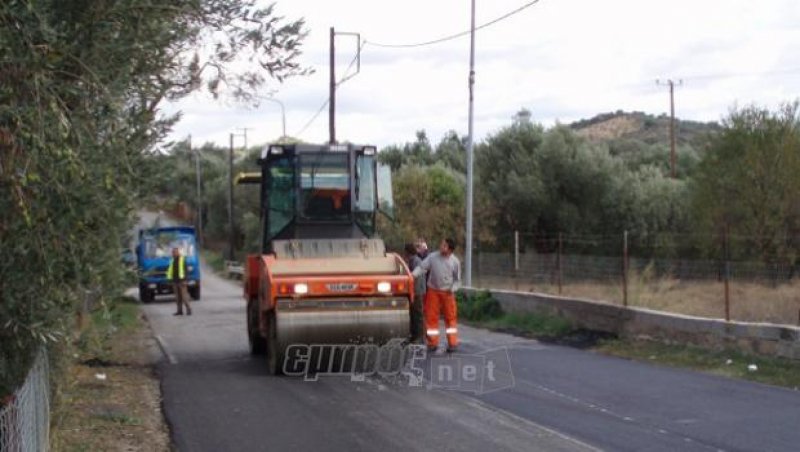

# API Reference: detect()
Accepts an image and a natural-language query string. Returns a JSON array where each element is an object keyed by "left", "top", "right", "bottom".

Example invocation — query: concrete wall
[{"left": 464, "top": 288, "right": 800, "bottom": 360}]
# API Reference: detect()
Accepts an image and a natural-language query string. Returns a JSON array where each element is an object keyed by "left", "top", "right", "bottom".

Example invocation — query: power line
[
  {"left": 366, "top": 0, "right": 541, "bottom": 49},
  {"left": 294, "top": 99, "right": 329, "bottom": 138},
  {"left": 294, "top": 44, "right": 365, "bottom": 138}
]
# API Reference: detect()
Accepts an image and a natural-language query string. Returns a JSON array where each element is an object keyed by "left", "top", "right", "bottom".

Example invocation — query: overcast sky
[{"left": 164, "top": 0, "right": 800, "bottom": 150}]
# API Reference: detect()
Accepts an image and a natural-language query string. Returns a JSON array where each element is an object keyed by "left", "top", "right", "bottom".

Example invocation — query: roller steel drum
[{"left": 275, "top": 297, "right": 410, "bottom": 349}]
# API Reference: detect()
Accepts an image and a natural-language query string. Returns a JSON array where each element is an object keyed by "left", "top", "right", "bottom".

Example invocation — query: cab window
[{"left": 299, "top": 153, "right": 350, "bottom": 221}]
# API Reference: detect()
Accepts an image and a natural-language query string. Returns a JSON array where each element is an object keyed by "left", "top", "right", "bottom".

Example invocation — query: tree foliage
[
  {"left": 691, "top": 103, "right": 800, "bottom": 262},
  {"left": 0, "top": 0, "right": 308, "bottom": 393}
]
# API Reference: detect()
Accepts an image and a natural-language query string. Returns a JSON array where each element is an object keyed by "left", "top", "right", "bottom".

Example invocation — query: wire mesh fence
[
  {"left": 474, "top": 232, "right": 800, "bottom": 326},
  {"left": 0, "top": 349, "right": 50, "bottom": 452}
]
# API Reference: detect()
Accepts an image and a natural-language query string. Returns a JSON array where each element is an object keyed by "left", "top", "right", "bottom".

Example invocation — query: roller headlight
[
  {"left": 294, "top": 283, "right": 309, "bottom": 294},
  {"left": 376, "top": 282, "right": 391, "bottom": 293}
]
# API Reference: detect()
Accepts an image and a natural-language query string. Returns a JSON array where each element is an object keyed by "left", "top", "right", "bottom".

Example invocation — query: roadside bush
[{"left": 457, "top": 290, "right": 503, "bottom": 322}]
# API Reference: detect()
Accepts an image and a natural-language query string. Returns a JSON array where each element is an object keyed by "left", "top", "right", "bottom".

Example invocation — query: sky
[{"left": 163, "top": 0, "right": 800, "bottom": 150}]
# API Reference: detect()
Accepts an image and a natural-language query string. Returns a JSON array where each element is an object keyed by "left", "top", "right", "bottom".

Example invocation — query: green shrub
[{"left": 457, "top": 290, "right": 503, "bottom": 322}]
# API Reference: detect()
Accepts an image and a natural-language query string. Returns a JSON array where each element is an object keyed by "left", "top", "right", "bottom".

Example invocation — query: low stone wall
[{"left": 463, "top": 288, "right": 800, "bottom": 360}]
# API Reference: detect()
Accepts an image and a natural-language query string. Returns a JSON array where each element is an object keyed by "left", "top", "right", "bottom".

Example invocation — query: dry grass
[
  {"left": 51, "top": 298, "right": 170, "bottom": 452},
  {"left": 476, "top": 274, "right": 800, "bottom": 325},
  {"left": 596, "top": 339, "right": 800, "bottom": 389}
]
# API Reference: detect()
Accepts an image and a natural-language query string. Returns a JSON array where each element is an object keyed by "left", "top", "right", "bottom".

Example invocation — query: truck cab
[{"left": 137, "top": 226, "right": 201, "bottom": 303}]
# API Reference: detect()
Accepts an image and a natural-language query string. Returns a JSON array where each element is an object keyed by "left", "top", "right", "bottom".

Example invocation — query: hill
[{"left": 570, "top": 111, "right": 721, "bottom": 149}]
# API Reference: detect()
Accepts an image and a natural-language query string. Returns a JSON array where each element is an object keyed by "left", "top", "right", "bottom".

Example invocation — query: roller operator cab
[
  {"left": 242, "top": 143, "right": 414, "bottom": 375},
  {"left": 136, "top": 227, "right": 201, "bottom": 303}
]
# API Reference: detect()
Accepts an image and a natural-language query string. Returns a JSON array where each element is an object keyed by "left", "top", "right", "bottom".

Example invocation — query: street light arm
[{"left": 262, "top": 97, "right": 287, "bottom": 139}]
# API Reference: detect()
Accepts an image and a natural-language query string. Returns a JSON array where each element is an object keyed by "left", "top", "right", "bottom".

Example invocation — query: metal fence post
[
  {"left": 724, "top": 227, "right": 731, "bottom": 322},
  {"left": 557, "top": 232, "right": 563, "bottom": 295},
  {"left": 623, "top": 230, "right": 629, "bottom": 307},
  {"left": 513, "top": 230, "right": 520, "bottom": 291}
]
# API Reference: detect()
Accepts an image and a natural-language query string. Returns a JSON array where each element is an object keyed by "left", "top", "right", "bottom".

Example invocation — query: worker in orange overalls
[{"left": 411, "top": 238, "right": 461, "bottom": 353}]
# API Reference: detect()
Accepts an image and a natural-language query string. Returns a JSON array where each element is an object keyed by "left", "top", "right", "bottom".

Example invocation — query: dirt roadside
[{"left": 51, "top": 297, "right": 171, "bottom": 452}]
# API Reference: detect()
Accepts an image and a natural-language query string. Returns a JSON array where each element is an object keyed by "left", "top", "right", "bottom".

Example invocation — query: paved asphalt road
[{"left": 137, "top": 215, "right": 800, "bottom": 452}]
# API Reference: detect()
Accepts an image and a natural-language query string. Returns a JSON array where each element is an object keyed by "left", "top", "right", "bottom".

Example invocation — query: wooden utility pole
[
  {"left": 657, "top": 79, "right": 682, "bottom": 178},
  {"left": 327, "top": 28, "right": 360, "bottom": 145},
  {"left": 190, "top": 135, "right": 203, "bottom": 248},
  {"left": 237, "top": 127, "right": 251, "bottom": 149}
]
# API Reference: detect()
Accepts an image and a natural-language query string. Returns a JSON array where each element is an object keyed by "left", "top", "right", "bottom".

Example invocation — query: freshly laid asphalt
[{"left": 138, "top": 215, "right": 800, "bottom": 452}]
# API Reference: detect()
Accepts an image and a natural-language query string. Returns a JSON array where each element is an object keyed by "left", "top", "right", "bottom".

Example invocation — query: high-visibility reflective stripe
[
  {"left": 445, "top": 328, "right": 458, "bottom": 334},
  {"left": 426, "top": 329, "right": 440, "bottom": 336}
]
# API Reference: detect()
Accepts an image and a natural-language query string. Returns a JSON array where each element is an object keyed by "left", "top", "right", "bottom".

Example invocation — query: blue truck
[{"left": 136, "top": 226, "right": 201, "bottom": 303}]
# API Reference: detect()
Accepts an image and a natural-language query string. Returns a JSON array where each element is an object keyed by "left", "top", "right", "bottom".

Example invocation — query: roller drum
[{"left": 275, "top": 297, "right": 410, "bottom": 350}]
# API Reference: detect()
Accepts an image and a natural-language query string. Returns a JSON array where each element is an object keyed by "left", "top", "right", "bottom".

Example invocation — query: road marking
[
  {"left": 155, "top": 334, "right": 178, "bottom": 364},
  {"left": 443, "top": 391, "right": 604, "bottom": 452},
  {"left": 516, "top": 378, "right": 724, "bottom": 451}
]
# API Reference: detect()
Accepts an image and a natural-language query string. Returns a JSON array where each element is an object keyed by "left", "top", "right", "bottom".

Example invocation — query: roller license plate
[{"left": 326, "top": 283, "right": 357, "bottom": 292}]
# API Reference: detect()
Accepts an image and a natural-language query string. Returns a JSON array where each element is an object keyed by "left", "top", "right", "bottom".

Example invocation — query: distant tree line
[{"left": 158, "top": 103, "right": 800, "bottom": 272}]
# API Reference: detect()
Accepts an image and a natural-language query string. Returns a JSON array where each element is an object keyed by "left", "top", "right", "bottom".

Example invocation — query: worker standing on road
[
  {"left": 404, "top": 243, "right": 426, "bottom": 344},
  {"left": 167, "top": 247, "right": 192, "bottom": 316},
  {"left": 412, "top": 238, "right": 461, "bottom": 353}
]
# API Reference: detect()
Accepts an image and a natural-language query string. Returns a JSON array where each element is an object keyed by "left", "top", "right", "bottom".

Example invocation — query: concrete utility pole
[
  {"left": 465, "top": 0, "right": 476, "bottom": 287},
  {"left": 657, "top": 79, "right": 682, "bottom": 178},
  {"left": 228, "top": 133, "right": 235, "bottom": 260},
  {"left": 329, "top": 26, "right": 336, "bottom": 144}
]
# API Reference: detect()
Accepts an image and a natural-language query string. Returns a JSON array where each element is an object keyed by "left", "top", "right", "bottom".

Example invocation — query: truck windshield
[
  {"left": 143, "top": 236, "right": 196, "bottom": 258},
  {"left": 299, "top": 153, "right": 350, "bottom": 221}
]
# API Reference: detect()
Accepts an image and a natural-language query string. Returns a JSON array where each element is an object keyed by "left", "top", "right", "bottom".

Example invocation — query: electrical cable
[{"left": 366, "top": 0, "right": 541, "bottom": 49}]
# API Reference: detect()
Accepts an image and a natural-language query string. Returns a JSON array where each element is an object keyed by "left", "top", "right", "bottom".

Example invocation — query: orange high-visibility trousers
[{"left": 424, "top": 288, "right": 458, "bottom": 348}]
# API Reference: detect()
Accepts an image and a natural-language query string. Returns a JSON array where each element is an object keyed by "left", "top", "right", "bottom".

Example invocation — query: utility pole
[
  {"left": 228, "top": 133, "right": 235, "bottom": 261},
  {"left": 327, "top": 28, "right": 360, "bottom": 145},
  {"left": 237, "top": 127, "right": 251, "bottom": 150},
  {"left": 657, "top": 79, "right": 682, "bottom": 178},
  {"left": 227, "top": 130, "right": 246, "bottom": 260},
  {"left": 465, "top": 0, "right": 476, "bottom": 287},
  {"left": 190, "top": 135, "right": 203, "bottom": 248},
  {"left": 329, "top": 26, "right": 336, "bottom": 144}
]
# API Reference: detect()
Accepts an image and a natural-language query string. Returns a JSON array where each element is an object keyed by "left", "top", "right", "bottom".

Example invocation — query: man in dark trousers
[
  {"left": 167, "top": 247, "right": 192, "bottom": 316},
  {"left": 412, "top": 238, "right": 461, "bottom": 353},
  {"left": 404, "top": 243, "right": 426, "bottom": 344}
]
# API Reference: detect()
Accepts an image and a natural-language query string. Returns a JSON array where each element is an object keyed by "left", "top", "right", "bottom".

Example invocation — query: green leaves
[
  {"left": 691, "top": 102, "right": 800, "bottom": 262},
  {"left": 0, "top": 0, "right": 310, "bottom": 392}
]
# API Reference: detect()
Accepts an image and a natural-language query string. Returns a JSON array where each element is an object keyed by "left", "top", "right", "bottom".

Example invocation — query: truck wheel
[
  {"left": 266, "top": 313, "right": 284, "bottom": 375},
  {"left": 248, "top": 300, "right": 266, "bottom": 355},
  {"left": 139, "top": 283, "right": 153, "bottom": 303},
  {"left": 189, "top": 284, "right": 201, "bottom": 301}
]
